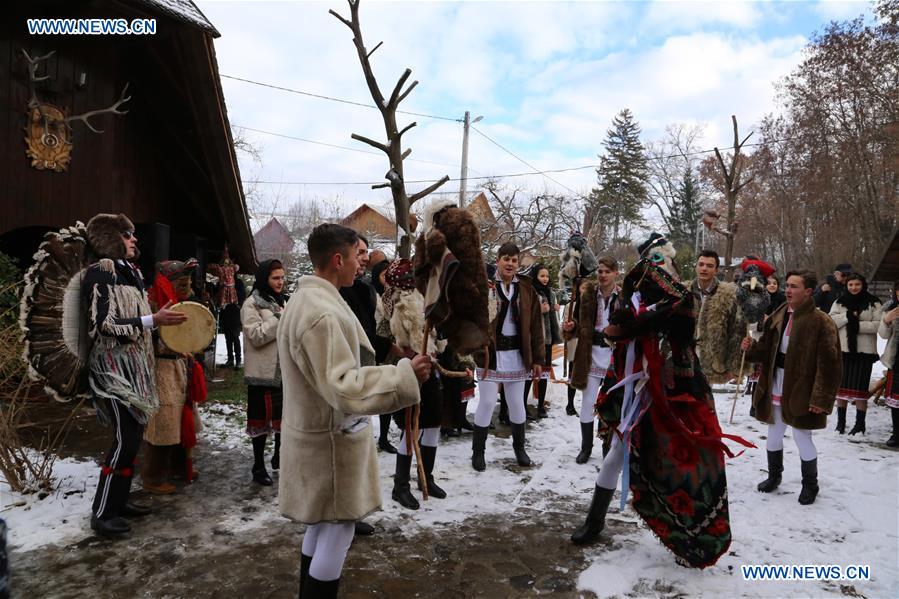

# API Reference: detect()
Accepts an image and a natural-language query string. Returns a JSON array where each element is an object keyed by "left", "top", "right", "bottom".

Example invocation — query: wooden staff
[
  {"left": 729, "top": 322, "right": 750, "bottom": 424},
  {"left": 410, "top": 320, "right": 431, "bottom": 501}
]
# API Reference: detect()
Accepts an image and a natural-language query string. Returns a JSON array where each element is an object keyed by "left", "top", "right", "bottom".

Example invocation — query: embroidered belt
[{"left": 495, "top": 334, "right": 521, "bottom": 351}]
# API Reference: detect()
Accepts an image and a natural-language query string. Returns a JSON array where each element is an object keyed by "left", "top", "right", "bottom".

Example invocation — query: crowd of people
[{"left": 74, "top": 212, "right": 898, "bottom": 597}]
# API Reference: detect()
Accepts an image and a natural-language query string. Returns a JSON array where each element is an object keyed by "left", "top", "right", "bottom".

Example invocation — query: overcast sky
[{"left": 196, "top": 0, "right": 873, "bottom": 225}]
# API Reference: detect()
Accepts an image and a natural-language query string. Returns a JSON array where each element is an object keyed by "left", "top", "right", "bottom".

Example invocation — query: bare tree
[
  {"left": 711, "top": 115, "right": 754, "bottom": 272},
  {"left": 645, "top": 123, "right": 706, "bottom": 237},
  {"left": 481, "top": 180, "right": 579, "bottom": 260},
  {"left": 330, "top": 0, "right": 449, "bottom": 259}
]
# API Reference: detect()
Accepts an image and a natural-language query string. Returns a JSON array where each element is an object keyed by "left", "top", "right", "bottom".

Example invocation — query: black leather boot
[
  {"left": 391, "top": 453, "right": 420, "bottom": 510},
  {"left": 419, "top": 445, "right": 446, "bottom": 499},
  {"left": 798, "top": 458, "right": 819, "bottom": 505},
  {"left": 757, "top": 450, "right": 783, "bottom": 492},
  {"left": 271, "top": 433, "right": 281, "bottom": 471},
  {"left": 571, "top": 485, "right": 615, "bottom": 545},
  {"left": 887, "top": 408, "right": 899, "bottom": 447},
  {"left": 576, "top": 421, "right": 594, "bottom": 464},
  {"left": 835, "top": 406, "right": 847, "bottom": 434},
  {"left": 471, "top": 425, "right": 488, "bottom": 472},
  {"left": 301, "top": 575, "right": 340, "bottom": 599},
  {"left": 510, "top": 423, "right": 532, "bottom": 466},
  {"left": 566, "top": 384, "right": 578, "bottom": 416},
  {"left": 848, "top": 410, "right": 866, "bottom": 436},
  {"left": 298, "top": 553, "right": 312, "bottom": 597},
  {"left": 536, "top": 380, "right": 548, "bottom": 418}
]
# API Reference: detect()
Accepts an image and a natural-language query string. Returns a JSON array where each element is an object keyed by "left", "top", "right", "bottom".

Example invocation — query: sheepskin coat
[
  {"left": 565, "top": 282, "right": 621, "bottom": 390},
  {"left": 277, "top": 275, "right": 421, "bottom": 524},
  {"left": 744, "top": 298, "right": 842, "bottom": 430},
  {"left": 829, "top": 300, "right": 883, "bottom": 355},
  {"left": 241, "top": 291, "right": 282, "bottom": 387},
  {"left": 879, "top": 307, "right": 899, "bottom": 368},
  {"left": 690, "top": 279, "right": 747, "bottom": 384}
]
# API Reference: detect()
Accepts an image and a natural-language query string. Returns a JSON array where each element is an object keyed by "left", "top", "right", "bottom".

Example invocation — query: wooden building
[
  {"left": 340, "top": 204, "right": 396, "bottom": 241},
  {"left": 0, "top": 0, "right": 254, "bottom": 279},
  {"left": 253, "top": 217, "right": 294, "bottom": 263}
]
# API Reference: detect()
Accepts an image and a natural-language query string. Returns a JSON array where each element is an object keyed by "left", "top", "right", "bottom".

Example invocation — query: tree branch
[
  {"left": 366, "top": 40, "right": 383, "bottom": 59},
  {"left": 397, "top": 121, "right": 416, "bottom": 138},
  {"left": 388, "top": 68, "right": 413, "bottom": 108},
  {"left": 397, "top": 80, "right": 419, "bottom": 105},
  {"left": 328, "top": 8, "right": 352, "bottom": 30},
  {"left": 408, "top": 175, "right": 450, "bottom": 204},
  {"left": 351, "top": 132, "right": 389, "bottom": 154}
]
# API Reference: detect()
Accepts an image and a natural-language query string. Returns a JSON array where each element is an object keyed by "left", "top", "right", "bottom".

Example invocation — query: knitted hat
[{"left": 834, "top": 263, "right": 853, "bottom": 274}]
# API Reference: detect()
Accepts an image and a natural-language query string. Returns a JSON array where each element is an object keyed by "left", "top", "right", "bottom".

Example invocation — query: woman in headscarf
[
  {"left": 878, "top": 279, "right": 899, "bottom": 446},
  {"left": 829, "top": 273, "right": 882, "bottom": 436},
  {"left": 524, "top": 264, "right": 562, "bottom": 418},
  {"left": 241, "top": 259, "right": 288, "bottom": 485}
]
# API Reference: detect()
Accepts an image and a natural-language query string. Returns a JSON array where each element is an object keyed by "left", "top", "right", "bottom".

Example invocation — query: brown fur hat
[{"left": 86, "top": 213, "right": 136, "bottom": 260}]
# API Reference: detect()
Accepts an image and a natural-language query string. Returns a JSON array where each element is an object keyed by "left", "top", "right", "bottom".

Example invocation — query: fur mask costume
[
  {"left": 559, "top": 232, "right": 598, "bottom": 298},
  {"left": 86, "top": 213, "right": 137, "bottom": 260},
  {"left": 735, "top": 257, "right": 774, "bottom": 324},
  {"left": 637, "top": 232, "right": 677, "bottom": 278},
  {"left": 383, "top": 258, "right": 439, "bottom": 355},
  {"left": 413, "top": 200, "right": 489, "bottom": 355}
]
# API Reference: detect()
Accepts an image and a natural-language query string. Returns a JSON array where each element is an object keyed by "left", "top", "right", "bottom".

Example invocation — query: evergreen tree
[
  {"left": 589, "top": 109, "right": 648, "bottom": 244},
  {"left": 668, "top": 166, "right": 702, "bottom": 248}
]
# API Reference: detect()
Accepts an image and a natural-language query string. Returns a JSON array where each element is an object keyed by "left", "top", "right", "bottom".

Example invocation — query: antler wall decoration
[{"left": 21, "top": 49, "right": 131, "bottom": 172}]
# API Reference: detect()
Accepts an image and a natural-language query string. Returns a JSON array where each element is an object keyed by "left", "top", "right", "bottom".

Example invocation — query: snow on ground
[
  {"left": 3, "top": 349, "right": 897, "bottom": 597},
  {"left": 1, "top": 456, "right": 95, "bottom": 553}
]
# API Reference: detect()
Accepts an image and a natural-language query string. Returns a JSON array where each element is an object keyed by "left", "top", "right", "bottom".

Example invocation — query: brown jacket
[
  {"left": 565, "top": 282, "right": 620, "bottom": 390},
  {"left": 744, "top": 297, "right": 842, "bottom": 430},
  {"left": 483, "top": 275, "right": 545, "bottom": 369}
]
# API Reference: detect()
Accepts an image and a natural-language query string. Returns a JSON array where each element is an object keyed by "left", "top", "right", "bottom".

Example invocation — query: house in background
[
  {"left": 340, "top": 203, "right": 398, "bottom": 241},
  {"left": 253, "top": 217, "right": 294, "bottom": 263},
  {"left": 0, "top": 0, "right": 254, "bottom": 279}
]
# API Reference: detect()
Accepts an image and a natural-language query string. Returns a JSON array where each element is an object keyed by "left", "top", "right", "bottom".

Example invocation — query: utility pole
[{"left": 458, "top": 111, "right": 482, "bottom": 207}]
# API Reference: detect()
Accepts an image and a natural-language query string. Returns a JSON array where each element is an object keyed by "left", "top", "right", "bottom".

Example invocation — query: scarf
[
  {"left": 252, "top": 259, "right": 286, "bottom": 307},
  {"left": 532, "top": 275, "right": 553, "bottom": 305},
  {"left": 382, "top": 258, "right": 415, "bottom": 319},
  {"left": 836, "top": 282, "right": 880, "bottom": 354},
  {"left": 371, "top": 259, "right": 390, "bottom": 296}
]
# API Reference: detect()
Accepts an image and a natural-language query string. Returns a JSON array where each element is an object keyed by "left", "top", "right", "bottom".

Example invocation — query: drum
[{"left": 159, "top": 301, "right": 216, "bottom": 354}]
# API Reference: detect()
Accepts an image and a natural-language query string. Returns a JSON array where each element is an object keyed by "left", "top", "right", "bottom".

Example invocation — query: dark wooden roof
[
  {"left": 871, "top": 225, "right": 899, "bottom": 283},
  {"left": 129, "top": 0, "right": 219, "bottom": 37}
]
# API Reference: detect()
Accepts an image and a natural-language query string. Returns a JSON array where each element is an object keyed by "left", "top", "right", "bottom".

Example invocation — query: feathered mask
[
  {"left": 736, "top": 258, "right": 774, "bottom": 324},
  {"left": 558, "top": 232, "right": 598, "bottom": 296}
]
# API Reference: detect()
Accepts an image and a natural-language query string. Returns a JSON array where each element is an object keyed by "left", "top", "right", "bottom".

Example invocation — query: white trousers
[
  {"left": 397, "top": 427, "right": 440, "bottom": 455},
  {"left": 766, "top": 404, "right": 817, "bottom": 461},
  {"left": 474, "top": 380, "right": 526, "bottom": 426},
  {"left": 301, "top": 521, "right": 355, "bottom": 581},
  {"left": 594, "top": 434, "right": 625, "bottom": 490},
  {"left": 581, "top": 376, "right": 603, "bottom": 424}
]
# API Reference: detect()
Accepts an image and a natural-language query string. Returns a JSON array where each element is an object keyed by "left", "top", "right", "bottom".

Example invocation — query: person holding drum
[
  {"left": 241, "top": 259, "right": 288, "bottom": 486},
  {"left": 143, "top": 259, "right": 211, "bottom": 494}
]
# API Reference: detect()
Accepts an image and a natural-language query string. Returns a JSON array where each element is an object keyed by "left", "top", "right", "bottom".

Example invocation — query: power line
[
  {"left": 221, "top": 74, "right": 460, "bottom": 122},
  {"left": 470, "top": 124, "right": 582, "bottom": 197},
  {"left": 234, "top": 124, "right": 467, "bottom": 170}
]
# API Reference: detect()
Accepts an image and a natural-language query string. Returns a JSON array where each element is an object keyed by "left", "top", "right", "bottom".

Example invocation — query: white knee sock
[
  {"left": 306, "top": 521, "right": 355, "bottom": 581},
  {"left": 595, "top": 434, "right": 625, "bottom": 490}
]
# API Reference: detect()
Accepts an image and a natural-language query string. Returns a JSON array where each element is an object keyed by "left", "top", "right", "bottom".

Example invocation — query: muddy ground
[{"left": 9, "top": 375, "right": 620, "bottom": 599}]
